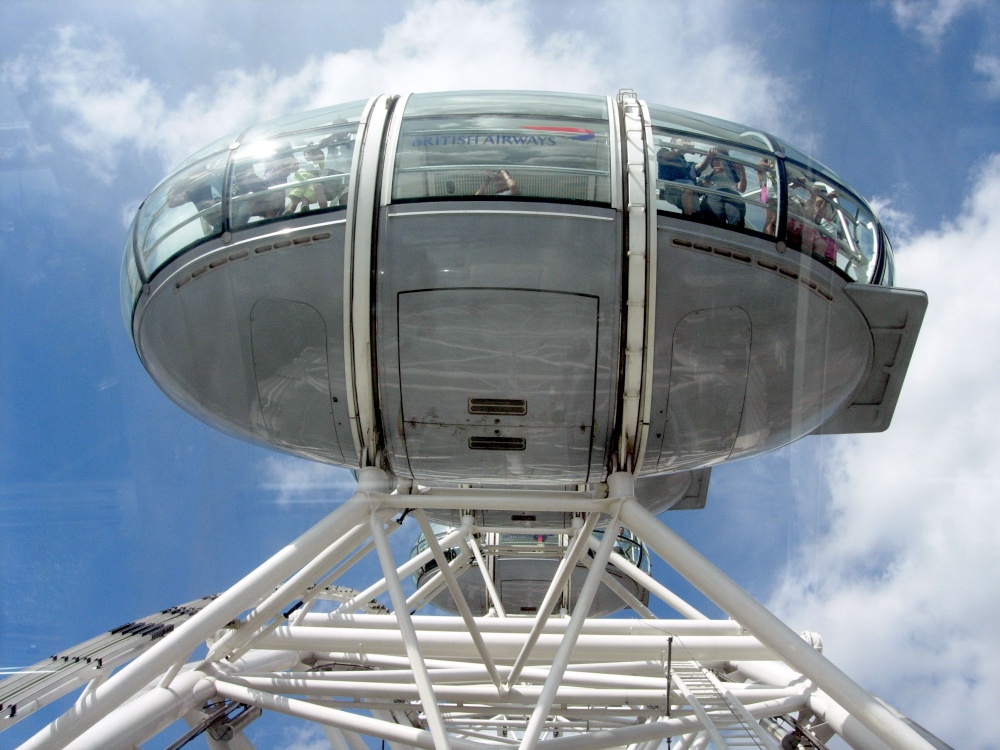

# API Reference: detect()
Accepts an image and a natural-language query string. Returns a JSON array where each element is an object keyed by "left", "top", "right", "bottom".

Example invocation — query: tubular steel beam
[
  {"left": 19, "top": 491, "right": 375, "bottom": 750},
  {"left": 618, "top": 495, "right": 939, "bottom": 750}
]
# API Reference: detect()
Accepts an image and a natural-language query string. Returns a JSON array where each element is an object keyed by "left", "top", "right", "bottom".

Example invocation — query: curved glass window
[
  {"left": 120, "top": 214, "right": 141, "bottom": 327},
  {"left": 785, "top": 161, "right": 878, "bottom": 282},
  {"left": 229, "top": 121, "right": 358, "bottom": 231},
  {"left": 649, "top": 106, "right": 885, "bottom": 284},
  {"left": 651, "top": 128, "right": 778, "bottom": 237},
  {"left": 133, "top": 101, "right": 367, "bottom": 280},
  {"left": 169, "top": 129, "right": 240, "bottom": 174},
  {"left": 136, "top": 149, "right": 228, "bottom": 276},
  {"left": 648, "top": 104, "right": 780, "bottom": 153},
  {"left": 392, "top": 92, "right": 612, "bottom": 204},
  {"left": 237, "top": 100, "right": 366, "bottom": 142},
  {"left": 878, "top": 227, "right": 896, "bottom": 286},
  {"left": 404, "top": 90, "right": 608, "bottom": 119}
]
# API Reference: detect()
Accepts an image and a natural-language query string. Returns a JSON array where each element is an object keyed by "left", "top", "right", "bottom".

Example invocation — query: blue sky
[{"left": 1, "top": 1, "right": 998, "bottom": 747}]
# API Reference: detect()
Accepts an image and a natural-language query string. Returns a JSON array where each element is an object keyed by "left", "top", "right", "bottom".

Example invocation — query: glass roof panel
[
  {"left": 647, "top": 104, "right": 779, "bottom": 152},
  {"left": 170, "top": 129, "right": 241, "bottom": 174},
  {"left": 404, "top": 91, "right": 608, "bottom": 119},
  {"left": 238, "top": 100, "right": 368, "bottom": 144}
]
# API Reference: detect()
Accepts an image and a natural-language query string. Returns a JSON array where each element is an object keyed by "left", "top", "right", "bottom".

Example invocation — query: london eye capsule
[{"left": 122, "top": 89, "right": 926, "bottom": 497}]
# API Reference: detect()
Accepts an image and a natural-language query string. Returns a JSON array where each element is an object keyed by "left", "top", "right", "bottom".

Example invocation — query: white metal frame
[{"left": 6, "top": 469, "right": 941, "bottom": 750}]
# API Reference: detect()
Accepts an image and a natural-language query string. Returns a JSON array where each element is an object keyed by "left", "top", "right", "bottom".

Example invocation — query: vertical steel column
[{"left": 465, "top": 529, "right": 507, "bottom": 617}]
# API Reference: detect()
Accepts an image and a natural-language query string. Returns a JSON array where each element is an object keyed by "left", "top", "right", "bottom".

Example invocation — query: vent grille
[
  {"left": 468, "top": 398, "right": 527, "bottom": 416},
  {"left": 469, "top": 436, "right": 526, "bottom": 451}
]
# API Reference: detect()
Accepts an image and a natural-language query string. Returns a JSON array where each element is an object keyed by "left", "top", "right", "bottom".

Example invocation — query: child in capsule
[
  {"left": 286, "top": 146, "right": 330, "bottom": 213},
  {"left": 755, "top": 156, "right": 777, "bottom": 235},
  {"left": 786, "top": 176, "right": 839, "bottom": 265}
]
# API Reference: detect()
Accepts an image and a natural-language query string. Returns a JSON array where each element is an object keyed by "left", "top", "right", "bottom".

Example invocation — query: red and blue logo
[{"left": 521, "top": 126, "right": 596, "bottom": 141}]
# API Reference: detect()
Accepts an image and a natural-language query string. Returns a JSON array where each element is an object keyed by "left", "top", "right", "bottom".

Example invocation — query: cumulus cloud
[
  {"left": 973, "top": 53, "right": 1000, "bottom": 98},
  {"left": 888, "top": 0, "right": 986, "bottom": 45},
  {"left": 869, "top": 195, "right": 917, "bottom": 243},
  {"left": 2, "top": 26, "right": 168, "bottom": 179},
  {"left": 1, "top": 1, "right": 608, "bottom": 175},
  {"left": 769, "top": 154, "right": 1000, "bottom": 750},
  {"left": 599, "top": 2, "right": 797, "bottom": 135},
  {"left": 1, "top": 0, "right": 795, "bottom": 177},
  {"left": 260, "top": 455, "right": 357, "bottom": 508}
]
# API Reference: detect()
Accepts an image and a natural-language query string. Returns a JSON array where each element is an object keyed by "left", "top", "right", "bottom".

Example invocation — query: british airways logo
[
  {"left": 410, "top": 126, "right": 597, "bottom": 147},
  {"left": 520, "top": 126, "right": 596, "bottom": 141}
]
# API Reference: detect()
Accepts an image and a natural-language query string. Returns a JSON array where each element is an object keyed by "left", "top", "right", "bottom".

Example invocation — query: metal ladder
[{"left": 670, "top": 661, "right": 779, "bottom": 749}]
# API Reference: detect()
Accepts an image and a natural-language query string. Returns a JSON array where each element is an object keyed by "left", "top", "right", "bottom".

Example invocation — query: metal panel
[
  {"left": 643, "top": 222, "right": 873, "bottom": 474},
  {"left": 251, "top": 298, "right": 344, "bottom": 462},
  {"left": 655, "top": 307, "right": 751, "bottom": 471},
  {"left": 397, "top": 288, "right": 598, "bottom": 484},
  {"left": 812, "top": 284, "right": 928, "bottom": 434},
  {"left": 134, "top": 219, "right": 356, "bottom": 466},
  {"left": 375, "top": 204, "right": 622, "bottom": 485}
]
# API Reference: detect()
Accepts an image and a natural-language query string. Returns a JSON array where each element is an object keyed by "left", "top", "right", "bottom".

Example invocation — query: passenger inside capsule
[
  {"left": 656, "top": 140, "right": 698, "bottom": 215},
  {"left": 475, "top": 169, "right": 520, "bottom": 196},
  {"left": 696, "top": 147, "right": 747, "bottom": 227}
]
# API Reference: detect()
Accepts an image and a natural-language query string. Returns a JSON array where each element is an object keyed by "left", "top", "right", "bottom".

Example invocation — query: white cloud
[
  {"left": 1, "top": 0, "right": 795, "bottom": 177},
  {"left": 869, "top": 195, "right": 917, "bottom": 243},
  {"left": 2, "top": 26, "right": 168, "bottom": 180},
  {"left": 599, "top": 2, "right": 797, "bottom": 135},
  {"left": 769, "top": 154, "right": 1000, "bottom": 750},
  {"left": 974, "top": 53, "right": 1000, "bottom": 98},
  {"left": 273, "top": 724, "right": 331, "bottom": 750},
  {"left": 888, "top": 0, "right": 986, "bottom": 45},
  {"left": 260, "top": 455, "right": 357, "bottom": 508}
]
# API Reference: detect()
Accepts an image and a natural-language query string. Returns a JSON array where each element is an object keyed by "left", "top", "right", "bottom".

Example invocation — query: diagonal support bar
[
  {"left": 464, "top": 528, "right": 507, "bottom": 617},
  {"left": 618, "top": 494, "right": 939, "bottom": 750},
  {"left": 19, "top": 490, "right": 375, "bottom": 750},
  {"left": 518, "top": 504, "right": 621, "bottom": 750},
  {"left": 415, "top": 510, "right": 505, "bottom": 694},
  {"left": 369, "top": 513, "right": 452, "bottom": 750},
  {"left": 506, "top": 511, "right": 600, "bottom": 688}
]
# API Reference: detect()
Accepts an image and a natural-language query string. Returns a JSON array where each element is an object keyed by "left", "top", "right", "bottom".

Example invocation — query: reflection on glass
[
  {"left": 392, "top": 111, "right": 612, "bottom": 204},
  {"left": 404, "top": 90, "right": 608, "bottom": 119},
  {"left": 785, "top": 162, "right": 876, "bottom": 281},
  {"left": 652, "top": 130, "right": 776, "bottom": 237},
  {"left": 229, "top": 123, "right": 357, "bottom": 231},
  {"left": 137, "top": 151, "right": 228, "bottom": 275},
  {"left": 120, "top": 217, "right": 141, "bottom": 328}
]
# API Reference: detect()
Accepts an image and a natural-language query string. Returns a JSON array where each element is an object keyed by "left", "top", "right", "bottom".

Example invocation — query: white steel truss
[{"left": 2, "top": 470, "right": 943, "bottom": 750}]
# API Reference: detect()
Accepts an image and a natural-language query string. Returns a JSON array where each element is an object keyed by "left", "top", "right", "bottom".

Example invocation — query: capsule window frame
[
  {"left": 388, "top": 111, "right": 616, "bottom": 208},
  {"left": 227, "top": 122, "right": 361, "bottom": 235},
  {"left": 650, "top": 128, "right": 780, "bottom": 242}
]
